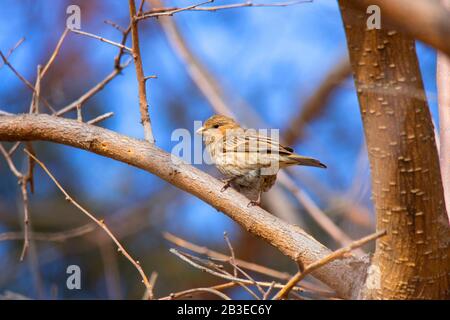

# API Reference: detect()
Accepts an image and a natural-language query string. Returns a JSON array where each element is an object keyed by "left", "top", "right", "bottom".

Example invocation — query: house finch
[{"left": 196, "top": 115, "right": 326, "bottom": 206}]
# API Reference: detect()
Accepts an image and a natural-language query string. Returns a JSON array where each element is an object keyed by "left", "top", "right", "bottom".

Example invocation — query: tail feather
[{"left": 286, "top": 154, "right": 327, "bottom": 168}]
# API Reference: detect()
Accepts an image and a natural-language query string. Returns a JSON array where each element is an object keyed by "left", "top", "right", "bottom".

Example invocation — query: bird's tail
[{"left": 285, "top": 154, "right": 327, "bottom": 168}]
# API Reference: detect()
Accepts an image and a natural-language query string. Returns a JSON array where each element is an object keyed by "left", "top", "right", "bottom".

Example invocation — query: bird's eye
[{"left": 212, "top": 124, "right": 220, "bottom": 129}]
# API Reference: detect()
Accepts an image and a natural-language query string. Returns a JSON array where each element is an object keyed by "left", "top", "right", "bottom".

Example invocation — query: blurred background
[{"left": 0, "top": 0, "right": 439, "bottom": 299}]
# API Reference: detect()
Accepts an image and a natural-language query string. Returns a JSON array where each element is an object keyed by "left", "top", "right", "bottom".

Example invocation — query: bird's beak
[{"left": 196, "top": 126, "right": 205, "bottom": 135}]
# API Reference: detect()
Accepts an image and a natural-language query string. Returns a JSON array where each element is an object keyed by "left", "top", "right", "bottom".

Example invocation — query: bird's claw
[
  {"left": 247, "top": 200, "right": 260, "bottom": 208},
  {"left": 220, "top": 179, "right": 232, "bottom": 192}
]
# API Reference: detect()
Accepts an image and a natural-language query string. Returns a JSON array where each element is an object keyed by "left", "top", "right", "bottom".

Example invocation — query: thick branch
[
  {"left": 0, "top": 113, "right": 367, "bottom": 299},
  {"left": 339, "top": 0, "right": 450, "bottom": 299}
]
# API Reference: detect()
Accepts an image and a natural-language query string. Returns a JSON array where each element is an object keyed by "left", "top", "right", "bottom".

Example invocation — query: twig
[
  {"left": 70, "top": 29, "right": 133, "bottom": 52},
  {"left": 29, "top": 65, "right": 42, "bottom": 113},
  {"left": 137, "top": 0, "right": 213, "bottom": 20},
  {"left": 76, "top": 104, "right": 82, "bottom": 122},
  {"left": 56, "top": 59, "right": 131, "bottom": 116},
  {"left": 40, "top": 28, "right": 69, "bottom": 78},
  {"left": 18, "top": 177, "right": 30, "bottom": 261},
  {"left": 0, "top": 37, "right": 25, "bottom": 69},
  {"left": 140, "top": 0, "right": 311, "bottom": 19},
  {"left": 164, "top": 232, "right": 291, "bottom": 280},
  {"left": 0, "top": 143, "right": 23, "bottom": 178},
  {"left": 164, "top": 287, "right": 232, "bottom": 300},
  {"left": 23, "top": 149, "right": 153, "bottom": 296},
  {"left": 223, "top": 231, "right": 237, "bottom": 277},
  {"left": 170, "top": 248, "right": 304, "bottom": 293},
  {"left": 8, "top": 142, "right": 21, "bottom": 156},
  {"left": 129, "top": 0, "right": 155, "bottom": 143},
  {"left": 87, "top": 112, "right": 114, "bottom": 125},
  {"left": 273, "top": 230, "right": 386, "bottom": 300},
  {"left": 263, "top": 281, "right": 276, "bottom": 300}
]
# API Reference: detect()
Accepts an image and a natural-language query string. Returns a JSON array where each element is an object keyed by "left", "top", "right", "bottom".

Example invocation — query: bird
[{"left": 196, "top": 115, "right": 326, "bottom": 207}]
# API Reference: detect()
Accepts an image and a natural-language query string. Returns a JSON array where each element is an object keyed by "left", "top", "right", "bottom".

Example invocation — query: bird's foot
[
  {"left": 247, "top": 200, "right": 260, "bottom": 208},
  {"left": 220, "top": 178, "right": 234, "bottom": 192}
]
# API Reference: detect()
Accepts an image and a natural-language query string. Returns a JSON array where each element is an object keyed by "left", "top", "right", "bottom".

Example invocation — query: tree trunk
[{"left": 338, "top": 1, "right": 450, "bottom": 299}]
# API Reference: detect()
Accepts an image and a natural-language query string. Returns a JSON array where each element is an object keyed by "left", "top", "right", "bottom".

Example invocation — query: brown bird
[{"left": 197, "top": 115, "right": 326, "bottom": 206}]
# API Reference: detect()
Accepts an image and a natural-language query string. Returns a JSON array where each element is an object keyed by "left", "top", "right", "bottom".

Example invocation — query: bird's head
[{"left": 196, "top": 115, "right": 240, "bottom": 139}]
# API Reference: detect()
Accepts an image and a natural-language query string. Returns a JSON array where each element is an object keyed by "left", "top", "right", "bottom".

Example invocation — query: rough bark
[
  {"left": 339, "top": 1, "right": 450, "bottom": 299},
  {"left": 0, "top": 113, "right": 368, "bottom": 299},
  {"left": 346, "top": 0, "right": 450, "bottom": 57}
]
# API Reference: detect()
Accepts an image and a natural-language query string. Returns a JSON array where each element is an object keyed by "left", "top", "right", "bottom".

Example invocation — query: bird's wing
[{"left": 222, "top": 130, "right": 292, "bottom": 155}]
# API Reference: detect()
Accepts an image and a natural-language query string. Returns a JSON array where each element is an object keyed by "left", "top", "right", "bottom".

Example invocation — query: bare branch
[
  {"left": 87, "top": 112, "right": 115, "bottom": 125},
  {"left": 141, "top": 0, "right": 312, "bottom": 20},
  {"left": 40, "top": 28, "right": 69, "bottom": 78},
  {"left": 129, "top": 0, "right": 155, "bottom": 143},
  {"left": 70, "top": 29, "right": 133, "bottom": 52},
  {"left": 169, "top": 248, "right": 304, "bottom": 294}
]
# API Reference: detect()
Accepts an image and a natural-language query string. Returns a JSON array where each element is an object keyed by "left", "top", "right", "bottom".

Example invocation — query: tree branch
[
  {"left": 0, "top": 113, "right": 367, "bottom": 299},
  {"left": 339, "top": 0, "right": 450, "bottom": 299},
  {"left": 129, "top": 0, "right": 155, "bottom": 143}
]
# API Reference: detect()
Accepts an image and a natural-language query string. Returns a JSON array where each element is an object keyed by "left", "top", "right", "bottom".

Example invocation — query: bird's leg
[
  {"left": 247, "top": 191, "right": 262, "bottom": 208},
  {"left": 221, "top": 177, "right": 236, "bottom": 192}
]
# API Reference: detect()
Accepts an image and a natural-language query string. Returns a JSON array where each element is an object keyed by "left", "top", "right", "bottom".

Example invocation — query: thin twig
[
  {"left": 138, "top": 0, "right": 213, "bottom": 20},
  {"left": 273, "top": 230, "right": 387, "bottom": 300},
  {"left": 23, "top": 149, "right": 153, "bottom": 296},
  {"left": 164, "top": 232, "right": 291, "bottom": 280},
  {"left": 70, "top": 29, "right": 133, "bottom": 52},
  {"left": 0, "top": 143, "right": 23, "bottom": 178},
  {"left": 170, "top": 248, "right": 304, "bottom": 293},
  {"left": 129, "top": 0, "right": 155, "bottom": 143},
  {"left": 8, "top": 142, "right": 21, "bottom": 156},
  {"left": 0, "top": 37, "right": 25, "bottom": 69},
  {"left": 140, "top": 0, "right": 311, "bottom": 19},
  {"left": 87, "top": 112, "right": 115, "bottom": 125},
  {"left": 40, "top": 28, "right": 69, "bottom": 79},
  {"left": 164, "top": 287, "right": 232, "bottom": 300},
  {"left": 29, "top": 65, "right": 42, "bottom": 114},
  {"left": 18, "top": 177, "right": 30, "bottom": 261},
  {"left": 223, "top": 231, "right": 237, "bottom": 277},
  {"left": 263, "top": 281, "right": 276, "bottom": 300}
]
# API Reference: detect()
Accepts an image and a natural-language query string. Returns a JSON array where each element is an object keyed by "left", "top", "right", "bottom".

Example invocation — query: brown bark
[
  {"left": 0, "top": 113, "right": 367, "bottom": 299},
  {"left": 346, "top": 0, "right": 450, "bottom": 57},
  {"left": 339, "top": 1, "right": 450, "bottom": 299}
]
